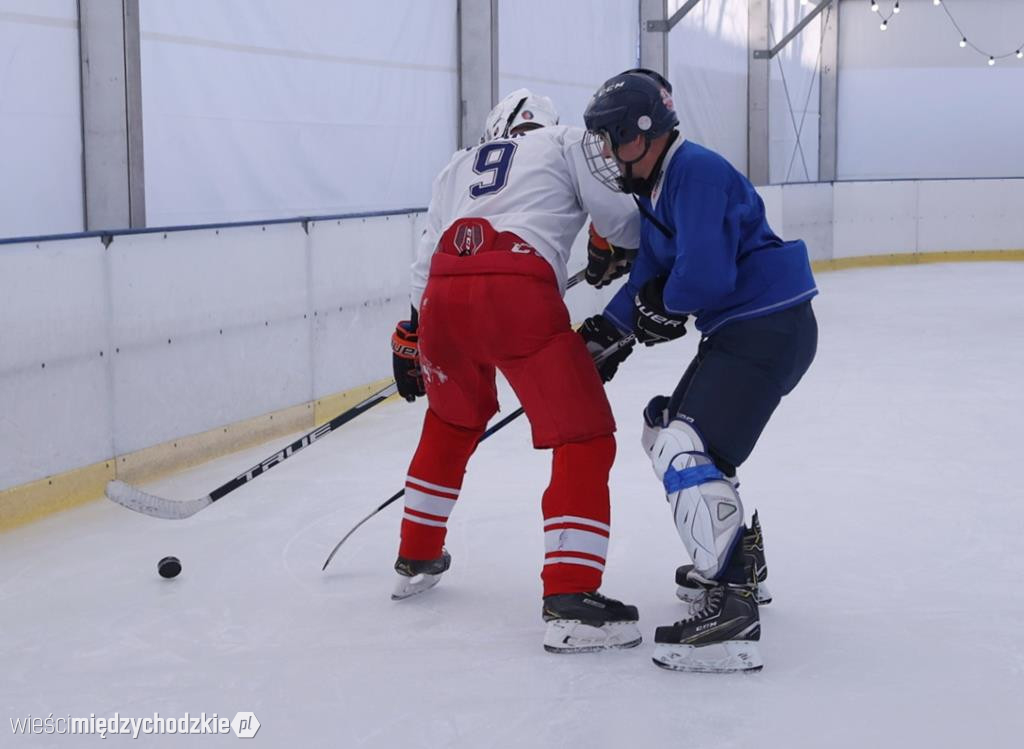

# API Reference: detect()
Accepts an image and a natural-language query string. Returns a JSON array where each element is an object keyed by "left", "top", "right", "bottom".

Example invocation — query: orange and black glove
[
  {"left": 392, "top": 309, "right": 425, "bottom": 402},
  {"left": 585, "top": 223, "right": 637, "bottom": 288}
]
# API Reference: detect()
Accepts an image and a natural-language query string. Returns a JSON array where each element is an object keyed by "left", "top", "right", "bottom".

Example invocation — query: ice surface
[{"left": 2, "top": 263, "right": 1023, "bottom": 748}]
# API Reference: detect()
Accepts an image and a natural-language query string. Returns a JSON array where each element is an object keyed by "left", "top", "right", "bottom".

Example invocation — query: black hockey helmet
[
  {"left": 582, "top": 69, "right": 679, "bottom": 192},
  {"left": 583, "top": 69, "right": 678, "bottom": 152}
]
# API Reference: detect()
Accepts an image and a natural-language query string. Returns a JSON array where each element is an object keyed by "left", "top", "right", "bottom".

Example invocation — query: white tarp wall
[
  {"left": 769, "top": 0, "right": 823, "bottom": 184},
  {"left": 0, "top": 1, "right": 83, "bottom": 237},
  {"left": 668, "top": 0, "right": 749, "bottom": 172},
  {"left": 8, "top": 0, "right": 1024, "bottom": 241},
  {"left": 667, "top": 0, "right": 824, "bottom": 184},
  {"left": 498, "top": 0, "right": 638, "bottom": 128},
  {"left": 839, "top": 0, "right": 1024, "bottom": 180},
  {"left": 139, "top": 0, "right": 458, "bottom": 227}
]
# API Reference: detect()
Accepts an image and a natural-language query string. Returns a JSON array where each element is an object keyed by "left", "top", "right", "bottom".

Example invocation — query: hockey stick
[
  {"left": 106, "top": 382, "right": 400, "bottom": 520},
  {"left": 106, "top": 269, "right": 590, "bottom": 521},
  {"left": 320, "top": 332, "right": 636, "bottom": 571}
]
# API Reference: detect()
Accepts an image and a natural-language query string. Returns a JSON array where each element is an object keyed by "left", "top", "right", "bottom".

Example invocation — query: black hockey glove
[
  {"left": 633, "top": 276, "right": 687, "bottom": 346},
  {"left": 392, "top": 311, "right": 425, "bottom": 402},
  {"left": 585, "top": 223, "right": 637, "bottom": 289},
  {"left": 579, "top": 314, "right": 635, "bottom": 383}
]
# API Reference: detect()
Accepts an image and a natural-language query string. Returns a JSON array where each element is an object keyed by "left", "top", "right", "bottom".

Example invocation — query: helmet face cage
[
  {"left": 581, "top": 71, "right": 679, "bottom": 192},
  {"left": 581, "top": 130, "right": 625, "bottom": 192}
]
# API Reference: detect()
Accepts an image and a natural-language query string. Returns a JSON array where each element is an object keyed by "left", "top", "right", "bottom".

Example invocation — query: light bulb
[
  {"left": 933, "top": 0, "right": 941, "bottom": 6},
  {"left": 1017, "top": 50, "right": 1023, "bottom": 59},
  {"left": 893, "top": 2, "right": 901, "bottom": 13},
  {"left": 988, "top": 57, "right": 996, "bottom": 66},
  {"left": 871, "top": 1, "right": 879, "bottom": 12},
  {"left": 959, "top": 37, "right": 967, "bottom": 48},
  {"left": 880, "top": 20, "right": 888, "bottom": 31}
]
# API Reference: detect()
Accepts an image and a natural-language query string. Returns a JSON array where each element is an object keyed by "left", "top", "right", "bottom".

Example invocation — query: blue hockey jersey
[{"left": 604, "top": 138, "right": 818, "bottom": 336}]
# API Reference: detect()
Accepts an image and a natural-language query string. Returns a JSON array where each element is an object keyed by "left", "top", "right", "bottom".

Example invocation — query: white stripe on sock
[
  {"left": 405, "top": 475, "right": 460, "bottom": 496},
  {"left": 544, "top": 528, "right": 609, "bottom": 559},
  {"left": 402, "top": 512, "right": 448, "bottom": 528},
  {"left": 405, "top": 487, "right": 457, "bottom": 518},
  {"left": 543, "top": 515, "right": 610, "bottom": 533},
  {"left": 543, "top": 556, "right": 605, "bottom": 572}
]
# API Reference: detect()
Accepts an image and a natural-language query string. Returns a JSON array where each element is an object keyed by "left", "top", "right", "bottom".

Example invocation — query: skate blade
[
  {"left": 652, "top": 640, "right": 763, "bottom": 673},
  {"left": 676, "top": 582, "right": 772, "bottom": 607},
  {"left": 543, "top": 619, "right": 642, "bottom": 654},
  {"left": 391, "top": 572, "right": 443, "bottom": 600}
]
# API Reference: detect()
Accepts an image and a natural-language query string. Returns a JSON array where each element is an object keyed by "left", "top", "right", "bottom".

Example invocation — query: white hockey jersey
[{"left": 409, "top": 125, "right": 640, "bottom": 310}]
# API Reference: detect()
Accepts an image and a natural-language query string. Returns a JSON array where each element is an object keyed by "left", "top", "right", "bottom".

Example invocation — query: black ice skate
[
  {"left": 541, "top": 591, "right": 642, "bottom": 654},
  {"left": 391, "top": 549, "right": 451, "bottom": 600},
  {"left": 652, "top": 581, "right": 763, "bottom": 673},
  {"left": 676, "top": 510, "right": 772, "bottom": 609}
]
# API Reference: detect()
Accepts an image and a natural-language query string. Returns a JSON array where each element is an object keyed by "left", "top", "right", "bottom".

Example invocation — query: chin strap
[
  {"left": 624, "top": 130, "right": 678, "bottom": 196},
  {"left": 623, "top": 130, "right": 680, "bottom": 239},
  {"left": 501, "top": 97, "right": 528, "bottom": 139}
]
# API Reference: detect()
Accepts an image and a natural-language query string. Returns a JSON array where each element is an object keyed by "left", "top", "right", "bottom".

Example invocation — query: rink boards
[{"left": 2, "top": 180, "right": 1023, "bottom": 530}]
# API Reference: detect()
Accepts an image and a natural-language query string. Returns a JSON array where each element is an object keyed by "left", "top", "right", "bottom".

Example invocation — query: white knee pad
[
  {"left": 648, "top": 419, "right": 743, "bottom": 580},
  {"left": 641, "top": 395, "right": 671, "bottom": 462}
]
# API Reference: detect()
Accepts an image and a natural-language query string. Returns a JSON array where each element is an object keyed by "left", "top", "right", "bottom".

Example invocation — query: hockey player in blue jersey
[{"left": 578, "top": 68, "right": 819, "bottom": 672}]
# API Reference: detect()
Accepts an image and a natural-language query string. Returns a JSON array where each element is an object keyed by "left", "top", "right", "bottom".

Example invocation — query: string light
[
  {"left": 868, "top": 1, "right": 897, "bottom": 34},
  {"left": 866, "top": 0, "right": 1024, "bottom": 67},
  {"left": 937, "top": 0, "right": 1024, "bottom": 65}
]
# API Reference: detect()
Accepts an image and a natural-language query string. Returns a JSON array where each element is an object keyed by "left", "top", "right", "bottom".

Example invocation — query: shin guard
[{"left": 646, "top": 417, "right": 743, "bottom": 580}]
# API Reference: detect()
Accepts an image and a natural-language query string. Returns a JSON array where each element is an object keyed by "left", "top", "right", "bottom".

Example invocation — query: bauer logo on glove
[{"left": 633, "top": 276, "right": 688, "bottom": 346}]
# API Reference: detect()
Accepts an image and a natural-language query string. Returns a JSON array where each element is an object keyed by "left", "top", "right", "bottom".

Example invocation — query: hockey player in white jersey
[{"left": 389, "top": 90, "right": 642, "bottom": 653}]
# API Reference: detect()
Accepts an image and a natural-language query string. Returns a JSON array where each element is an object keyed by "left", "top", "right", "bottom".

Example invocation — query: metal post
[
  {"left": 639, "top": 0, "right": 667, "bottom": 77},
  {"left": 457, "top": 0, "right": 498, "bottom": 149},
  {"left": 818, "top": 2, "right": 840, "bottom": 182},
  {"left": 747, "top": 0, "right": 770, "bottom": 185},
  {"left": 78, "top": 0, "right": 145, "bottom": 230}
]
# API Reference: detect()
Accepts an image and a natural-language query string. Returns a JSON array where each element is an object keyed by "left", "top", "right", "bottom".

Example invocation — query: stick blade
[{"left": 105, "top": 480, "right": 211, "bottom": 520}]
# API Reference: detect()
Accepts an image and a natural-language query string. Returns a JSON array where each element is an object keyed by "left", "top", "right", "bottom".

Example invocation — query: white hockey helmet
[{"left": 480, "top": 88, "right": 559, "bottom": 143}]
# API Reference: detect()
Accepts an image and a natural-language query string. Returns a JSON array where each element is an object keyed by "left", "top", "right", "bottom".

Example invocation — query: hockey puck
[{"left": 158, "top": 556, "right": 182, "bottom": 579}]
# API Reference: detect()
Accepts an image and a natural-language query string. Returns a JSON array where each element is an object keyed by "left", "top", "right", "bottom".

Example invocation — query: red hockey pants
[{"left": 398, "top": 219, "right": 618, "bottom": 597}]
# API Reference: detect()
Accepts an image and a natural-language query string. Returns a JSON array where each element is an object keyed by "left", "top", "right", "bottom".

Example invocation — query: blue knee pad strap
[{"left": 664, "top": 461, "right": 724, "bottom": 494}]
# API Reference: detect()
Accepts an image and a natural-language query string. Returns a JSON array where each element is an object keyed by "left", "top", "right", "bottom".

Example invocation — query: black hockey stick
[
  {"left": 320, "top": 402, "right": 528, "bottom": 571},
  {"left": 320, "top": 332, "right": 636, "bottom": 571},
  {"left": 106, "top": 381, "right": 400, "bottom": 519},
  {"left": 106, "top": 269, "right": 590, "bottom": 521}
]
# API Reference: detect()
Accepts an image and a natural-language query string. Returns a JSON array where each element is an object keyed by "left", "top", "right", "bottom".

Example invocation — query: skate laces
[{"left": 676, "top": 585, "right": 724, "bottom": 625}]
